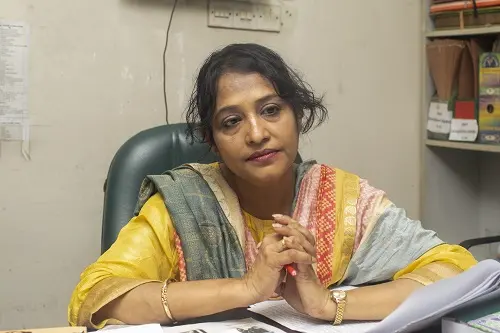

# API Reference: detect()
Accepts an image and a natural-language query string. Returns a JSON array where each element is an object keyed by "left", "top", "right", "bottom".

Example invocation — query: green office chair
[
  {"left": 101, "top": 123, "right": 302, "bottom": 254},
  {"left": 459, "top": 236, "right": 500, "bottom": 255},
  {"left": 101, "top": 123, "right": 218, "bottom": 253}
]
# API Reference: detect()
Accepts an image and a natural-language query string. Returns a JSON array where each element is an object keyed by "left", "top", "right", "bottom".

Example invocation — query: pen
[{"left": 285, "top": 264, "right": 297, "bottom": 276}]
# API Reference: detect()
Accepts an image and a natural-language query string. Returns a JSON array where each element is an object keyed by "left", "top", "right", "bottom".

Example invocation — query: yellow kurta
[{"left": 68, "top": 192, "right": 477, "bottom": 328}]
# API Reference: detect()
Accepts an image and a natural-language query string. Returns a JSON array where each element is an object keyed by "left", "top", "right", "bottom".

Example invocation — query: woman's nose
[{"left": 246, "top": 117, "right": 270, "bottom": 145}]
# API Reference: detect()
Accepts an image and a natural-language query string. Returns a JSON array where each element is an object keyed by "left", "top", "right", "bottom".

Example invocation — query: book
[
  {"left": 443, "top": 298, "right": 500, "bottom": 332},
  {"left": 442, "top": 318, "right": 485, "bottom": 333}
]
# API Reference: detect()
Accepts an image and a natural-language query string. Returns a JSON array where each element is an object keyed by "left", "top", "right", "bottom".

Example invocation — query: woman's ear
[
  {"left": 296, "top": 118, "right": 303, "bottom": 134},
  {"left": 211, "top": 144, "right": 219, "bottom": 155},
  {"left": 295, "top": 109, "right": 304, "bottom": 134}
]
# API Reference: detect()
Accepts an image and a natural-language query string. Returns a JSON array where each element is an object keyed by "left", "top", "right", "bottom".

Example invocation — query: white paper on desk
[
  {"left": 101, "top": 318, "right": 288, "bottom": 333},
  {"left": 99, "top": 323, "right": 163, "bottom": 332},
  {"left": 249, "top": 299, "right": 378, "bottom": 333},
  {"left": 367, "top": 259, "right": 500, "bottom": 333},
  {"left": 249, "top": 286, "right": 378, "bottom": 333},
  {"left": 161, "top": 318, "right": 288, "bottom": 333}
]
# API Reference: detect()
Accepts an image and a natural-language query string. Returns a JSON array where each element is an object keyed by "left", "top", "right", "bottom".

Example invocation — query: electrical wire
[
  {"left": 472, "top": 0, "right": 478, "bottom": 17},
  {"left": 163, "top": 0, "right": 179, "bottom": 124}
]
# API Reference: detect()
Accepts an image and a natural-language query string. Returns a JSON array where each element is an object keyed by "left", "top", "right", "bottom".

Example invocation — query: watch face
[{"left": 332, "top": 290, "right": 346, "bottom": 299}]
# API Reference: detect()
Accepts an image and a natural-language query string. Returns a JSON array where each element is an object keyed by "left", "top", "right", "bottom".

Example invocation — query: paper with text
[
  {"left": 0, "top": 19, "right": 30, "bottom": 159},
  {"left": 427, "top": 102, "right": 453, "bottom": 134},
  {"left": 101, "top": 318, "right": 288, "bottom": 333},
  {"left": 449, "top": 119, "right": 478, "bottom": 142},
  {"left": 249, "top": 299, "right": 378, "bottom": 333},
  {"left": 100, "top": 323, "right": 163, "bottom": 332}
]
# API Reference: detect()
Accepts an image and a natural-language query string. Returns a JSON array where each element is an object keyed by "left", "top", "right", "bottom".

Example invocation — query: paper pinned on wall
[{"left": 0, "top": 19, "right": 30, "bottom": 160}]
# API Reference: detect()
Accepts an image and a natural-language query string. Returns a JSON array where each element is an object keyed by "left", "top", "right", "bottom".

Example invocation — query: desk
[{"left": 162, "top": 308, "right": 443, "bottom": 333}]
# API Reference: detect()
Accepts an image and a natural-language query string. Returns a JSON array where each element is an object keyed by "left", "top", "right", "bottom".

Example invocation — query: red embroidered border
[{"left": 315, "top": 165, "right": 336, "bottom": 286}]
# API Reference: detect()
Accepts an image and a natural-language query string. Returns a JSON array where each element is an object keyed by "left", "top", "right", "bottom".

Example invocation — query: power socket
[{"left": 208, "top": 0, "right": 281, "bottom": 33}]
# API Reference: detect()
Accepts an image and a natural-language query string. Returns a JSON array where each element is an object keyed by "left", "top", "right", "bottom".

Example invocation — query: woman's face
[{"left": 212, "top": 72, "right": 299, "bottom": 186}]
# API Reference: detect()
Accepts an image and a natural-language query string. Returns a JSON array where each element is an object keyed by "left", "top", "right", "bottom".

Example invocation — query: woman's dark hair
[{"left": 185, "top": 43, "right": 328, "bottom": 144}]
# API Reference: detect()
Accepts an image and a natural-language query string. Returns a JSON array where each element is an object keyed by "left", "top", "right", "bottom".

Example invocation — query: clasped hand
[{"left": 243, "top": 214, "right": 332, "bottom": 320}]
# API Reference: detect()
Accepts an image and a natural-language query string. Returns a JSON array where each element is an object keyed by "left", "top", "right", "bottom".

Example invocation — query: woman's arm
[
  {"left": 318, "top": 243, "right": 478, "bottom": 321},
  {"left": 317, "top": 278, "right": 423, "bottom": 321},
  {"left": 69, "top": 194, "right": 316, "bottom": 328},
  {"left": 68, "top": 194, "right": 178, "bottom": 328},
  {"left": 93, "top": 236, "right": 315, "bottom": 326},
  {"left": 290, "top": 257, "right": 471, "bottom": 322},
  {"left": 273, "top": 215, "right": 477, "bottom": 322},
  {"left": 94, "top": 278, "right": 253, "bottom": 325}
]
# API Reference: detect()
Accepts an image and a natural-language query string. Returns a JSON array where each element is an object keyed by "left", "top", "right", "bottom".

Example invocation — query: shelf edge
[{"left": 426, "top": 139, "right": 500, "bottom": 153}]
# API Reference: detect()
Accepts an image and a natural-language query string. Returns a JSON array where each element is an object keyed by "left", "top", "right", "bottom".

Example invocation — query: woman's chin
[{"left": 244, "top": 166, "right": 291, "bottom": 187}]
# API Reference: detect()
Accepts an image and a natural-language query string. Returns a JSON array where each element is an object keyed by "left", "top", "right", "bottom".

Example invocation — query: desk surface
[{"left": 166, "top": 308, "right": 443, "bottom": 333}]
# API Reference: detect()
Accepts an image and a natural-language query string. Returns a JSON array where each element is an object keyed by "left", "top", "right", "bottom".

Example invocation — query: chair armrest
[{"left": 459, "top": 235, "right": 500, "bottom": 250}]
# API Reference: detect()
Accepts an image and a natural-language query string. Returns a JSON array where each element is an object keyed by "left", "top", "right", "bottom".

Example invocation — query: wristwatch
[{"left": 330, "top": 289, "right": 347, "bottom": 325}]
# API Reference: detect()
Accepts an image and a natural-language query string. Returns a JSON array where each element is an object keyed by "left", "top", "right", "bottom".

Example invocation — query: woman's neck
[{"left": 221, "top": 164, "right": 295, "bottom": 220}]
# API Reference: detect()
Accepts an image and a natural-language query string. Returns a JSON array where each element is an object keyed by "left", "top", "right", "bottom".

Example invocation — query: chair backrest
[
  {"left": 101, "top": 123, "right": 303, "bottom": 254},
  {"left": 101, "top": 123, "right": 218, "bottom": 253}
]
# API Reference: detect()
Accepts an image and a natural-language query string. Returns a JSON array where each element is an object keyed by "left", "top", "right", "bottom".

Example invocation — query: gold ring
[{"left": 281, "top": 238, "right": 286, "bottom": 250}]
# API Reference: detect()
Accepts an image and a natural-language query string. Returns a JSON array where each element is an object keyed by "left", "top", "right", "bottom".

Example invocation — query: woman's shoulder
[
  {"left": 139, "top": 192, "right": 167, "bottom": 216},
  {"left": 308, "top": 163, "right": 388, "bottom": 204},
  {"left": 303, "top": 161, "right": 361, "bottom": 182},
  {"left": 138, "top": 162, "right": 221, "bottom": 213}
]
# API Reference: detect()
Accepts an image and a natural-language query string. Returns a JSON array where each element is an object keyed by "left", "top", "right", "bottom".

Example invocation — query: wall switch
[
  {"left": 207, "top": 1, "right": 234, "bottom": 29},
  {"left": 255, "top": 4, "right": 281, "bottom": 32},
  {"left": 233, "top": 2, "right": 257, "bottom": 30},
  {"left": 208, "top": 0, "right": 281, "bottom": 33}
]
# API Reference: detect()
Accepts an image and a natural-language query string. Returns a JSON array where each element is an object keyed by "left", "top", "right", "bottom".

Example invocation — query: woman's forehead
[{"left": 216, "top": 72, "right": 276, "bottom": 104}]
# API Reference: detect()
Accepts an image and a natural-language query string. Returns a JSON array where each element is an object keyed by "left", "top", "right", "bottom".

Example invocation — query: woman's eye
[
  {"left": 262, "top": 105, "right": 281, "bottom": 116},
  {"left": 222, "top": 117, "right": 240, "bottom": 128}
]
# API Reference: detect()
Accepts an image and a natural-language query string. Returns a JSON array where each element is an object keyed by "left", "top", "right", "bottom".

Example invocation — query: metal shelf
[{"left": 426, "top": 139, "right": 500, "bottom": 153}]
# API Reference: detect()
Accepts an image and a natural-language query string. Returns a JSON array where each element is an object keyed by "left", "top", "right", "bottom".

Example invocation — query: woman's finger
[
  {"left": 276, "top": 248, "right": 316, "bottom": 266},
  {"left": 283, "top": 235, "right": 316, "bottom": 258},
  {"left": 272, "top": 225, "right": 306, "bottom": 245},
  {"left": 261, "top": 234, "right": 288, "bottom": 254},
  {"left": 260, "top": 233, "right": 281, "bottom": 247},
  {"left": 272, "top": 226, "right": 316, "bottom": 257},
  {"left": 273, "top": 214, "right": 316, "bottom": 246},
  {"left": 272, "top": 214, "right": 291, "bottom": 224},
  {"left": 260, "top": 234, "right": 314, "bottom": 261}
]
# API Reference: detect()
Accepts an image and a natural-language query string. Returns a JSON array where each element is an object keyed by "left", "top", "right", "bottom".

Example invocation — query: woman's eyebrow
[
  {"left": 254, "top": 93, "right": 279, "bottom": 107},
  {"left": 215, "top": 93, "right": 280, "bottom": 118}
]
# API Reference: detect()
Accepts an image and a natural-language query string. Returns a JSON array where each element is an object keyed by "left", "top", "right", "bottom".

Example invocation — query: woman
[{"left": 68, "top": 43, "right": 476, "bottom": 329}]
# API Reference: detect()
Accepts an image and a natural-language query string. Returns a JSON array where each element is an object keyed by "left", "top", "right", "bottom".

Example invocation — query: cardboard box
[
  {"left": 478, "top": 53, "right": 500, "bottom": 144},
  {"left": 478, "top": 95, "right": 500, "bottom": 143}
]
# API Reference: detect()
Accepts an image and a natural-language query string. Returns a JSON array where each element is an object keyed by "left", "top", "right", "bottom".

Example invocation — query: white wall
[{"left": 0, "top": 0, "right": 422, "bottom": 329}]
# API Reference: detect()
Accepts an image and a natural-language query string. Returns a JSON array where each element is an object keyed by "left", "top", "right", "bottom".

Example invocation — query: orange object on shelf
[{"left": 430, "top": 0, "right": 500, "bottom": 14}]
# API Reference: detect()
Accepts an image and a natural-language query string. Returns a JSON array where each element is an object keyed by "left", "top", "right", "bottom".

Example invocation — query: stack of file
[
  {"left": 443, "top": 299, "right": 500, "bottom": 332},
  {"left": 368, "top": 259, "right": 500, "bottom": 333}
]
